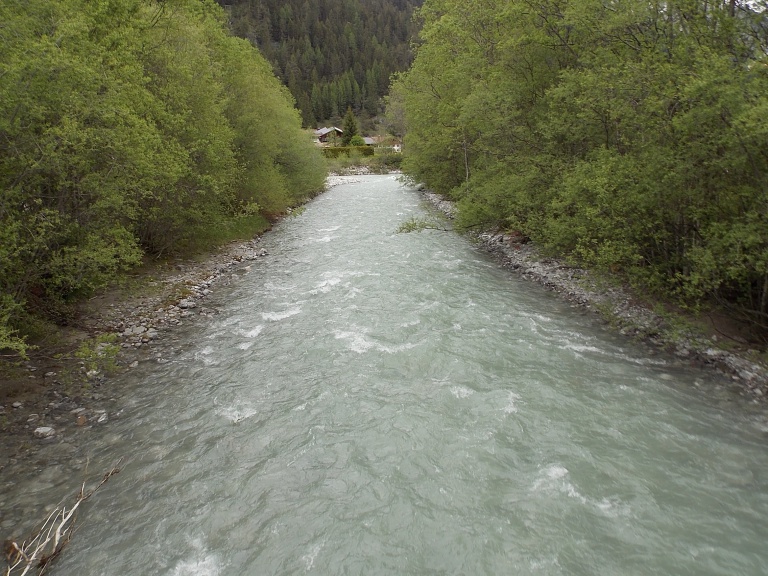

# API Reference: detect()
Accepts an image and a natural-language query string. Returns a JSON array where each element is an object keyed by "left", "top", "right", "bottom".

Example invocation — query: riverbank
[{"left": 420, "top": 189, "right": 768, "bottom": 400}]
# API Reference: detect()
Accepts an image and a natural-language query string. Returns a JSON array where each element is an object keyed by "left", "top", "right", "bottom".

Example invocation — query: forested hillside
[
  {"left": 0, "top": 0, "right": 326, "bottom": 355},
  {"left": 394, "top": 0, "right": 768, "bottom": 336},
  {"left": 219, "top": 0, "right": 422, "bottom": 125}
]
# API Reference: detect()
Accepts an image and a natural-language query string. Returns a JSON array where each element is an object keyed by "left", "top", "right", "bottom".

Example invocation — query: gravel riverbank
[{"left": 421, "top": 189, "right": 768, "bottom": 401}]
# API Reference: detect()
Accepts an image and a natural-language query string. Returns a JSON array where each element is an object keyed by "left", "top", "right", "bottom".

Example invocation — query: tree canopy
[
  {"left": 219, "top": 0, "right": 423, "bottom": 125},
  {"left": 394, "top": 0, "right": 768, "bottom": 335},
  {"left": 0, "top": 0, "right": 326, "bottom": 355}
]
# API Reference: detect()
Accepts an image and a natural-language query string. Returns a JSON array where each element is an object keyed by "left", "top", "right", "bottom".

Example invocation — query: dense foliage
[
  {"left": 395, "top": 0, "right": 768, "bottom": 333},
  {"left": 220, "top": 0, "right": 422, "bottom": 125},
  {"left": 0, "top": 0, "right": 326, "bottom": 354}
]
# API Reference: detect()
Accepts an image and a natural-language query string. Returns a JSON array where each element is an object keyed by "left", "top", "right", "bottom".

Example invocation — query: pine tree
[{"left": 341, "top": 107, "right": 358, "bottom": 145}]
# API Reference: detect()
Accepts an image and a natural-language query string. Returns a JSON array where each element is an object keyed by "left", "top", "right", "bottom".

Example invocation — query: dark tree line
[{"left": 219, "top": 0, "right": 422, "bottom": 125}]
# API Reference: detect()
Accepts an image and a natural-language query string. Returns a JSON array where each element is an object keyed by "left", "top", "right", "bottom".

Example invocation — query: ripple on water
[
  {"left": 334, "top": 328, "right": 419, "bottom": 354},
  {"left": 261, "top": 307, "right": 302, "bottom": 321},
  {"left": 215, "top": 399, "right": 259, "bottom": 423}
]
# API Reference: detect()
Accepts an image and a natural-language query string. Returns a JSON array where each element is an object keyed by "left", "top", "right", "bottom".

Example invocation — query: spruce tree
[{"left": 341, "top": 107, "right": 358, "bottom": 145}]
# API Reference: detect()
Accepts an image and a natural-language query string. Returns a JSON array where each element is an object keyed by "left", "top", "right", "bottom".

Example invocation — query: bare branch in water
[{"left": 4, "top": 458, "right": 124, "bottom": 576}]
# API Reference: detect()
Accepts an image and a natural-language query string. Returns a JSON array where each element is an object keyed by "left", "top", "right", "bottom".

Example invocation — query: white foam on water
[
  {"left": 309, "top": 235, "right": 333, "bottom": 243},
  {"left": 439, "top": 258, "right": 464, "bottom": 269},
  {"left": 561, "top": 343, "right": 603, "bottom": 354},
  {"left": 532, "top": 464, "right": 569, "bottom": 491},
  {"left": 205, "top": 329, "right": 228, "bottom": 340},
  {"left": 195, "top": 346, "right": 219, "bottom": 366},
  {"left": 595, "top": 496, "right": 631, "bottom": 517},
  {"left": 524, "top": 312, "right": 554, "bottom": 323},
  {"left": 293, "top": 403, "right": 307, "bottom": 411},
  {"left": 311, "top": 277, "right": 341, "bottom": 294},
  {"left": 503, "top": 392, "right": 522, "bottom": 414},
  {"left": 753, "top": 417, "right": 768, "bottom": 433},
  {"left": 344, "top": 286, "right": 362, "bottom": 299},
  {"left": 169, "top": 538, "right": 220, "bottom": 576},
  {"left": 302, "top": 542, "right": 324, "bottom": 571},
  {"left": 262, "top": 307, "right": 302, "bottom": 321},
  {"left": 334, "top": 329, "right": 418, "bottom": 354},
  {"left": 217, "top": 401, "right": 258, "bottom": 423},
  {"left": 233, "top": 325, "right": 264, "bottom": 339},
  {"left": 169, "top": 555, "right": 220, "bottom": 576},
  {"left": 317, "top": 225, "right": 341, "bottom": 232},
  {"left": 379, "top": 342, "right": 418, "bottom": 353},
  {"left": 451, "top": 386, "right": 474, "bottom": 399},
  {"left": 533, "top": 465, "right": 629, "bottom": 515},
  {"left": 334, "top": 330, "right": 374, "bottom": 353},
  {"left": 244, "top": 325, "right": 264, "bottom": 337},
  {"left": 237, "top": 342, "right": 254, "bottom": 350}
]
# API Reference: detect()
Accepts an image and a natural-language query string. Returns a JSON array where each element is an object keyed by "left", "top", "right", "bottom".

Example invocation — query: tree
[
  {"left": 396, "top": 0, "right": 768, "bottom": 335},
  {"left": 341, "top": 107, "right": 359, "bottom": 145},
  {"left": 216, "top": 0, "right": 422, "bottom": 124},
  {"left": 0, "top": 0, "right": 326, "bottom": 356}
]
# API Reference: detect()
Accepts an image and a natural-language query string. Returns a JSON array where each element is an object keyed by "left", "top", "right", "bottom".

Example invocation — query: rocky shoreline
[
  {"left": 0, "top": 237, "right": 271, "bottom": 495},
  {"left": 420, "top": 189, "right": 768, "bottom": 401}
]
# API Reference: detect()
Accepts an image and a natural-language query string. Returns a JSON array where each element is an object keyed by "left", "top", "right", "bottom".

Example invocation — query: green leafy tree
[
  {"left": 395, "top": 0, "right": 768, "bottom": 334},
  {"left": 0, "top": 0, "right": 326, "bottom": 357}
]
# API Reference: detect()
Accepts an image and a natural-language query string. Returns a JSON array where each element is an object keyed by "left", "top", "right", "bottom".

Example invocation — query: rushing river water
[{"left": 7, "top": 175, "right": 768, "bottom": 575}]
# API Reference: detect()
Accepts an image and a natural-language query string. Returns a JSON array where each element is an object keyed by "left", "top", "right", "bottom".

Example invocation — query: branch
[
  {"left": 396, "top": 217, "right": 451, "bottom": 233},
  {"left": 3, "top": 458, "right": 124, "bottom": 576}
]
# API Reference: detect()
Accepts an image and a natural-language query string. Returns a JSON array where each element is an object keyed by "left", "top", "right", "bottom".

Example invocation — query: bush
[{"left": 322, "top": 146, "right": 374, "bottom": 158}]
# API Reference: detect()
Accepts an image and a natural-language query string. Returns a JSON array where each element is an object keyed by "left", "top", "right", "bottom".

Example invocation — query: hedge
[{"left": 322, "top": 146, "right": 375, "bottom": 158}]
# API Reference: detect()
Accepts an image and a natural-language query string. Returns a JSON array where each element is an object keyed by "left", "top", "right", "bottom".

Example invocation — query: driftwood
[{"left": 3, "top": 458, "right": 123, "bottom": 575}]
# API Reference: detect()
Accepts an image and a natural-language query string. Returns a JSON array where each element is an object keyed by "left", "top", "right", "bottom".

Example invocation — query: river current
[{"left": 10, "top": 175, "right": 768, "bottom": 574}]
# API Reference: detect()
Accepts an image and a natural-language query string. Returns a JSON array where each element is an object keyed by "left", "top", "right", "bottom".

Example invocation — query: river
[{"left": 8, "top": 175, "right": 768, "bottom": 575}]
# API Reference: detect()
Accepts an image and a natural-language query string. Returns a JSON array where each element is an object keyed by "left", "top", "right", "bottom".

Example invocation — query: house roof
[{"left": 315, "top": 126, "right": 343, "bottom": 136}]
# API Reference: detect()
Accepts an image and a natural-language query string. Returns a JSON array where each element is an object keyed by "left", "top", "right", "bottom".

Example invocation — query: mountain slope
[{"left": 219, "top": 0, "right": 422, "bottom": 126}]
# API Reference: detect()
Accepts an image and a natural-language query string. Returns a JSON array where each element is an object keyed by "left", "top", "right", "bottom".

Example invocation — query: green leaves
[
  {"left": 397, "top": 0, "right": 768, "bottom": 332},
  {"left": 0, "top": 0, "right": 326, "bottom": 355}
]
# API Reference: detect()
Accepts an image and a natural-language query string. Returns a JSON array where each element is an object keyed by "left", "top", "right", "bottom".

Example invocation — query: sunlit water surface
[{"left": 9, "top": 175, "right": 768, "bottom": 575}]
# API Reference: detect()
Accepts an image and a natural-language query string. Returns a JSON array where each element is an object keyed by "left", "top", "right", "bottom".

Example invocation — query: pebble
[{"left": 33, "top": 427, "right": 55, "bottom": 438}]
